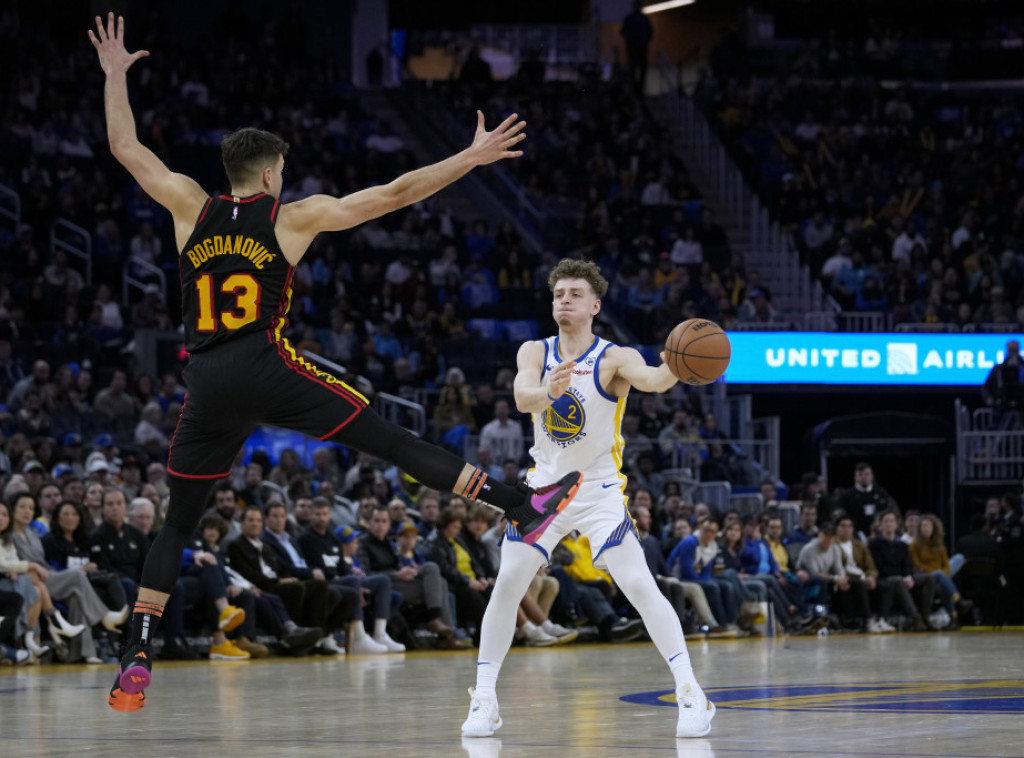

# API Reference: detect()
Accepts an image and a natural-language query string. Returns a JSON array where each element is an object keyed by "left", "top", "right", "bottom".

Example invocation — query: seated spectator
[
  {"left": 89, "top": 488, "right": 197, "bottom": 660},
  {"left": 356, "top": 504, "right": 465, "bottom": 649},
  {"left": 1, "top": 498, "right": 58, "bottom": 659},
  {"left": 667, "top": 517, "right": 740, "bottom": 633},
  {"left": 9, "top": 493, "right": 124, "bottom": 662},
  {"left": 298, "top": 498, "right": 403, "bottom": 652},
  {"left": 737, "top": 517, "right": 810, "bottom": 632},
  {"left": 424, "top": 509, "right": 490, "bottom": 642},
  {"left": 259, "top": 501, "right": 365, "bottom": 655},
  {"left": 869, "top": 510, "right": 936, "bottom": 631},
  {"left": 909, "top": 514, "right": 960, "bottom": 629},
  {"left": 786, "top": 503, "right": 820, "bottom": 546},
  {"left": 44, "top": 500, "right": 128, "bottom": 617},
  {"left": 479, "top": 399, "right": 524, "bottom": 466},
  {"left": 554, "top": 531, "right": 644, "bottom": 643},
  {"left": 798, "top": 522, "right": 873, "bottom": 632},
  {"left": 227, "top": 506, "right": 340, "bottom": 653},
  {"left": 834, "top": 515, "right": 896, "bottom": 633},
  {"left": 204, "top": 483, "right": 242, "bottom": 542},
  {"left": 634, "top": 504, "right": 718, "bottom": 636},
  {"left": 901, "top": 509, "right": 921, "bottom": 546}
]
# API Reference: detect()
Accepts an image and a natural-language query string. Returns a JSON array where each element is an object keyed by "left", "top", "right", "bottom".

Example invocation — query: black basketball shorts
[{"left": 166, "top": 332, "right": 368, "bottom": 479}]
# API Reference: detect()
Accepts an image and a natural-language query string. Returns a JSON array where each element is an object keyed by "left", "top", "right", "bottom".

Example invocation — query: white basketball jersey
[{"left": 527, "top": 335, "right": 627, "bottom": 486}]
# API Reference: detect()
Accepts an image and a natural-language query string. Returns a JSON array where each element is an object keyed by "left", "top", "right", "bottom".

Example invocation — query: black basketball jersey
[{"left": 179, "top": 193, "right": 293, "bottom": 353}]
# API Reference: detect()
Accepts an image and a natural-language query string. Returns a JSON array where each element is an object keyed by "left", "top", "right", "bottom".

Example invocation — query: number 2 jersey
[
  {"left": 527, "top": 335, "right": 627, "bottom": 487},
  {"left": 179, "top": 192, "right": 292, "bottom": 353}
]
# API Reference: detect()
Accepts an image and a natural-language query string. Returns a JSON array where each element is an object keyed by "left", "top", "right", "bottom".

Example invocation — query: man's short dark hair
[
  {"left": 854, "top": 462, "right": 871, "bottom": 473},
  {"left": 221, "top": 128, "right": 289, "bottom": 188},
  {"left": 819, "top": 521, "right": 836, "bottom": 535},
  {"left": 311, "top": 496, "right": 331, "bottom": 511},
  {"left": 264, "top": 500, "right": 287, "bottom": 517}
]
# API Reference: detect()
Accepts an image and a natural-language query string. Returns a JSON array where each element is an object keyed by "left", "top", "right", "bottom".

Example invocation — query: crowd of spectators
[{"left": 700, "top": 25, "right": 1024, "bottom": 331}]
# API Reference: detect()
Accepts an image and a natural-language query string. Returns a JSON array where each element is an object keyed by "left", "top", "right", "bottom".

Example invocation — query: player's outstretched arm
[
  {"left": 513, "top": 341, "right": 574, "bottom": 414},
  {"left": 282, "top": 111, "right": 526, "bottom": 238},
  {"left": 89, "top": 13, "right": 206, "bottom": 222},
  {"left": 610, "top": 346, "right": 678, "bottom": 394}
]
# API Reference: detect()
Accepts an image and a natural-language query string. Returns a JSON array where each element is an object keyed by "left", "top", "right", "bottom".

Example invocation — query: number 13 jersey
[
  {"left": 527, "top": 335, "right": 627, "bottom": 487},
  {"left": 179, "top": 193, "right": 293, "bottom": 353}
]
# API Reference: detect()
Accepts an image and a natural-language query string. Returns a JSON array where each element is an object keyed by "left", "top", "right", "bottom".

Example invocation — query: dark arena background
[{"left": 1, "top": 1, "right": 1022, "bottom": 756}]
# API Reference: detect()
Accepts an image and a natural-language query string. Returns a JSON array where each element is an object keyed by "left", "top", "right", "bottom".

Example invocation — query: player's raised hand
[
  {"left": 467, "top": 110, "right": 526, "bottom": 165},
  {"left": 546, "top": 360, "right": 576, "bottom": 400},
  {"left": 88, "top": 13, "right": 149, "bottom": 76}
]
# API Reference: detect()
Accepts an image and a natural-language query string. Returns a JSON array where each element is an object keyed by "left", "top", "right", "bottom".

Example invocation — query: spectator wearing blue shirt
[
  {"left": 666, "top": 517, "right": 740, "bottom": 630},
  {"left": 786, "top": 503, "right": 820, "bottom": 546}
]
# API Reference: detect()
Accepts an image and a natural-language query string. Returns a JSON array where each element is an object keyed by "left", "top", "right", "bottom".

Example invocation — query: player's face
[{"left": 551, "top": 278, "right": 599, "bottom": 327}]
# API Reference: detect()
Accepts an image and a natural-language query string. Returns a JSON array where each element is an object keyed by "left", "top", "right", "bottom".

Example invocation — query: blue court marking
[{"left": 621, "top": 679, "right": 1024, "bottom": 714}]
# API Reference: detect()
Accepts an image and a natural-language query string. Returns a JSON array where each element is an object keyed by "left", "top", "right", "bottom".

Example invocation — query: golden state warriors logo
[
  {"left": 622, "top": 680, "right": 1024, "bottom": 714},
  {"left": 543, "top": 390, "right": 586, "bottom": 447}
]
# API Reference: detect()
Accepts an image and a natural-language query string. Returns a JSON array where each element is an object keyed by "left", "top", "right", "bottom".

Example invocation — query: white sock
[
  {"left": 373, "top": 618, "right": 389, "bottom": 638},
  {"left": 475, "top": 660, "right": 500, "bottom": 696}
]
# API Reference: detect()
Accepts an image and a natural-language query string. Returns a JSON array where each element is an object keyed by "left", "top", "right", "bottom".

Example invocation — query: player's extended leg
[
  {"left": 329, "top": 408, "right": 580, "bottom": 542},
  {"left": 462, "top": 540, "right": 546, "bottom": 737},
  {"left": 602, "top": 537, "right": 715, "bottom": 738}
]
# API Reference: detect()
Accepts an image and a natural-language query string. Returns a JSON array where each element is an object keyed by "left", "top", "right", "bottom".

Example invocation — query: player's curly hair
[
  {"left": 221, "top": 128, "right": 290, "bottom": 188},
  {"left": 547, "top": 258, "right": 609, "bottom": 298}
]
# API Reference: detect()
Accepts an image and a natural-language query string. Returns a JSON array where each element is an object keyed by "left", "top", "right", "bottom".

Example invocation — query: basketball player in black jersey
[{"left": 90, "top": 14, "right": 582, "bottom": 711}]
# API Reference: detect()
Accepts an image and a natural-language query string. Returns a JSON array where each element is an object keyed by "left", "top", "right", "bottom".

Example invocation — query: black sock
[
  {"left": 455, "top": 468, "right": 525, "bottom": 511},
  {"left": 129, "top": 601, "right": 165, "bottom": 648}
]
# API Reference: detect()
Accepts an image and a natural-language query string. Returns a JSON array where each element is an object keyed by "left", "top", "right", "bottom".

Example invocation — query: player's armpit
[{"left": 112, "top": 142, "right": 207, "bottom": 221}]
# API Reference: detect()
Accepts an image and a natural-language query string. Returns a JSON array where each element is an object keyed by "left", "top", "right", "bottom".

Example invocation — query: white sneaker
[
  {"left": 317, "top": 636, "right": 344, "bottom": 655},
  {"left": 351, "top": 633, "right": 390, "bottom": 655},
  {"left": 520, "top": 624, "right": 558, "bottom": 647},
  {"left": 876, "top": 618, "right": 896, "bottom": 633},
  {"left": 373, "top": 633, "right": 406, "bottom": 653},
  {"left": 461, "top": 687, "right": 502, "bottom": 737},
  {"left": 541, "top": 620, "right": 579, "bottom": 644},
  {"left": 676, "top": 681, "right": 715, "bottom": 738}
]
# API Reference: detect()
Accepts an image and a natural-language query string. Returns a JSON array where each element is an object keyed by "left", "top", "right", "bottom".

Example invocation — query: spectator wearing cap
[
  {"left": 92, "top": 369, "right": 141, "bottom": 423},
  {"left": 395, "top": 520, "right": 426, "bottom": 569},
  {"left": 299, "top": 499, "right": 403, "bottom": 652},
  {"left": 88, "top": 433, "right": 120, "bottom": 470},
  {"left": 22, "top": 460, "right": 46, "bottom": 497},
  {"left": 119, "top": 456, "right": 143, "bottom": 500},
  {"left": 51, "top": 463, "right": 74, "bottom": 485},
  {"left": 58, "top": 433, "right": 86, "bottom": 478},
  {"left": 86, "top": 457, "right": 112, "bottom": 486}
]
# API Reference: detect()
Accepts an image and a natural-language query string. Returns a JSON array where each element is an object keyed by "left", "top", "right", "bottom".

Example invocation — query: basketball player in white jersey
[{"left": 461, "top": 258, "right": 715, "bottom": 739}]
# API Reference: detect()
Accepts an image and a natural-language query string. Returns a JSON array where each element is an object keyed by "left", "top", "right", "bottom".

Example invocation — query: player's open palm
[
  {"left": 469, "top": 110, "right": 526, "bottom": 165},
  {"left": 88, "top": 13, "right": 149, "bottom": 76},
  {"left": 547, "top": 360, "right": 576, "bottom": 400}
]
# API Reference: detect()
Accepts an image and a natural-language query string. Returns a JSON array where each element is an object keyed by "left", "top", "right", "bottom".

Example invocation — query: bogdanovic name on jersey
[{"left": 184, "top": 234, "right": 276, "bottom": 270}]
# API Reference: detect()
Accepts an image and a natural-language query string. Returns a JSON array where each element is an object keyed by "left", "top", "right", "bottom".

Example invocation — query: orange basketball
[{"left": 664, "top": 319, "right": 731, "bottom": 385}]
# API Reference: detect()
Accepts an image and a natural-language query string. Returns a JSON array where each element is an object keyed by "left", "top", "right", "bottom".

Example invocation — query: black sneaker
[
  {"left": 159, "top": 636, "right": 199, "bottom": 660},
  {"left": 108, "top": 645, "right": 150, "bottom": 712},
  {"left": 609, "top": 617, "right": 645, "bottom": 643},
  {"left": 507, "top": 472, "right": 583, "bottom": 544}
]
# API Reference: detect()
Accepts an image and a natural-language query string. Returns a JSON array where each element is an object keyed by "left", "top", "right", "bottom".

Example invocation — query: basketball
[{"left": 664, "top": 319, "right": 731, "bottom": 385}]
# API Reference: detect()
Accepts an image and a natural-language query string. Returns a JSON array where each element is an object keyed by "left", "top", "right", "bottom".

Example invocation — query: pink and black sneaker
[
  {"left": 509, "top": 471, "right": 583, "bottom": 544},
  {"left": 108, "top": 645, "right": 151, "bottom": 712}
]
